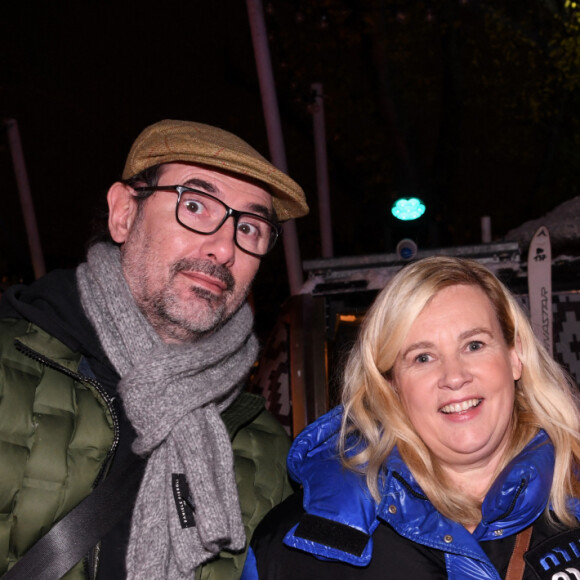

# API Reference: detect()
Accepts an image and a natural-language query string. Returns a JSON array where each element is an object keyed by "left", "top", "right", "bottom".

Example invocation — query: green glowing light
[{"left": 391, "top": 197, "right": 426, "bottom": 221}]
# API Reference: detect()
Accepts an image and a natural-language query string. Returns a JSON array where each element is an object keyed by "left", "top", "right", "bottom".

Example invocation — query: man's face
[{"left": 108, "top": 162, "right": 272, "bottom": 343}]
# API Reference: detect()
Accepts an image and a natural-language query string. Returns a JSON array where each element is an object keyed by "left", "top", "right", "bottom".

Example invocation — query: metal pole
[
  {"left": 5, "top": 119, "right": 46, "bottom": 279},
  {"left": 246, "top": 0, "right": 303, "bottom": 295},
  {"left": 481, "top": 216, "right": 491, "bottom": 244},
  {"left": 310, "top": 83, "right": 333, "bottom": 258}
]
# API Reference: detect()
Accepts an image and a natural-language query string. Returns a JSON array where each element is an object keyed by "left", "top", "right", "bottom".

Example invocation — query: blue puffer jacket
[{"left": 244, "top": 406, "right": 578, "bottom": 580}]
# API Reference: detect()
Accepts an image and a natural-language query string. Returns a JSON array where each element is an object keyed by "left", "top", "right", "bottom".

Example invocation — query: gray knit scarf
[{"left": 76, "top": 243, "right": 258, "bottom": 579}]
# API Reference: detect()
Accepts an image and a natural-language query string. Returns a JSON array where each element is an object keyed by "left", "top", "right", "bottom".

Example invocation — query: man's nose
[{"left": 198, "top": 217, "right": 236, "bottom": 266}]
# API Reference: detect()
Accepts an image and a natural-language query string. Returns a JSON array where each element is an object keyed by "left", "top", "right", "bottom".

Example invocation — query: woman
[{"left": 243, "top": 256, "right": 580, "bottom": 580}]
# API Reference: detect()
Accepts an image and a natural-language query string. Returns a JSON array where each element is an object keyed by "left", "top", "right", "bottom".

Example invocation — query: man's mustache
[{"left": 171, "top": 258, "right": 235, "bottom": 292}]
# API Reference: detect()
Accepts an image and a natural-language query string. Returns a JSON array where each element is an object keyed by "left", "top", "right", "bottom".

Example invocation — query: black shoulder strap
[
  {"left": 2, "top": 394, "right": 260, "bottom": 580},
  {"left": 3, "top": 455, "right": 146, "bottom": 580}
]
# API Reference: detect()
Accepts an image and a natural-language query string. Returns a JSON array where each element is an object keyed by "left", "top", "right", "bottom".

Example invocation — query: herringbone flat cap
[{"left": 122, "top": 119, "right": 309, "bottom": 221}]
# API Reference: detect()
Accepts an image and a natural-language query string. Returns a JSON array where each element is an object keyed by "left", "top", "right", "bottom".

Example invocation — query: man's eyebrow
[
  {"left": 182, "top": 178, "right": 276, "bottom": 221},
  {"left": 182, "top": 178, "right": 217, "bottom": 193},
  {"left": 247, "top": 202, "right": 275, "bottom": 221}
]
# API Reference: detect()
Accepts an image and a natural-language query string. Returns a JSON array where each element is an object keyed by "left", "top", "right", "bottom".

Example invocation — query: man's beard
[{"left": 137, "top": 258, "right": 245, "bottom": 342}]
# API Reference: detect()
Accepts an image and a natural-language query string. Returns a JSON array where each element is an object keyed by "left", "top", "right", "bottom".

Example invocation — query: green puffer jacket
[{"left": 0, "top": 318, "right": 293, "bottom": 579}]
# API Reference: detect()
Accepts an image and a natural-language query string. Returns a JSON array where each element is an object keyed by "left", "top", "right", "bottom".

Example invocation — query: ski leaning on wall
[{"left": 527, "top": 226, "right": 553, "bottom": 356}]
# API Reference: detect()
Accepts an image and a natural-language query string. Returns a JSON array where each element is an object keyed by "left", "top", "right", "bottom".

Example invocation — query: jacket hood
[{"left": 0, "top": 268, "right": 118, "bottom": 386}]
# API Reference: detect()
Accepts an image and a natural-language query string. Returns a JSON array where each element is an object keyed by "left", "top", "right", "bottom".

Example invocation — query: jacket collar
[{"left": 380, "top": 431, "right": 553, "bottom": 541}]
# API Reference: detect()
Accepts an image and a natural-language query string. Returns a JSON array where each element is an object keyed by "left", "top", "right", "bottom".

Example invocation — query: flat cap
[{"left": 122, "top": 119, "right": 309, "bottom": 221}]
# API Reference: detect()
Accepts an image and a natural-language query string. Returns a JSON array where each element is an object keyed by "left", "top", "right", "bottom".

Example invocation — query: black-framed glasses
[{"left": 133, "top": 185, "right": 281, "bottom": 257}]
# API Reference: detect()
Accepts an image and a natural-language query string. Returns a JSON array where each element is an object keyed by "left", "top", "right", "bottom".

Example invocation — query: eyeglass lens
[{"left": 177, "top": 190, "right": 276, "bottom": 256}]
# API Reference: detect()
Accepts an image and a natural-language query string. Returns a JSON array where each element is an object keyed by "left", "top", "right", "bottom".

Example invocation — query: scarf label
[
  {"left": 524, "top": 527, "right": 580, "bottom": 579},
  {"left": 172, "top": 473, "right": 196, "bottom": 529}
]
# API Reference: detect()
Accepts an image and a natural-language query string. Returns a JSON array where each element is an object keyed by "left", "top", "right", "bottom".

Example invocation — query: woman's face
[{"left": 393, "top": 284, "right": 522, "bottom": 477}]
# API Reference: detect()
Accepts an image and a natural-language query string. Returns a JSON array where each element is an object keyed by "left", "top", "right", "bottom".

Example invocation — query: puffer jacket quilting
[
  {"left": 0, "top": 318, "right": 117, "bottom": 579},
  {"left": 198, "top": 408, "right": 294, "bottom": 580},
  {"left": 1, "top": 317, "right": 293, "bottom": 580}
]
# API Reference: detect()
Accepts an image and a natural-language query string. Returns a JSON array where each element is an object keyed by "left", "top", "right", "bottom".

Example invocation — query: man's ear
[{"left": 107, "top": 182, "right": 139, "bottom": 243}]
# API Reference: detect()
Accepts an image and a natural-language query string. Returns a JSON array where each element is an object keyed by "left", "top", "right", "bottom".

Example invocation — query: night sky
[
  {"left": 1, "top": 2, "right": 276, "bottom": 268},
  {"left": 2, "top": 1, "right": 579, "bottom": 332}
]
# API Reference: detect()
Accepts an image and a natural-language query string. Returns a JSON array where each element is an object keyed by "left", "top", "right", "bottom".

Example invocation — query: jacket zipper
[{"left": 15, "top": 339, "right": 120, "bottom": 579}]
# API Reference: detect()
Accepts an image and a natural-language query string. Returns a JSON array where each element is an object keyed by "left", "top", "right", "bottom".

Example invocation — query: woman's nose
[{"left": 438, "top": 356, "right": 472, "bottom": 390}]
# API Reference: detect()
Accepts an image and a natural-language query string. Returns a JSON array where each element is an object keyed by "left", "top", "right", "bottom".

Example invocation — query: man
[{"left": 0, "top": 120, "right": 309, "bottom": 579}]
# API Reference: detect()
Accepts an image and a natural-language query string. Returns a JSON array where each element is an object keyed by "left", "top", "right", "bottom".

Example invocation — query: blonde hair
[{"left": 339, "top": 256, "right": 580, "bottom": 527}]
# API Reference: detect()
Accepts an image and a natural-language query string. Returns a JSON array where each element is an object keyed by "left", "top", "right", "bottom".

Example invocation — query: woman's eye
[
  {"left": 467, "top": 341, "right": 483, "bottom": 352},
  {"left": 415, "top": 353, "right": 431, "bottom": 363}
]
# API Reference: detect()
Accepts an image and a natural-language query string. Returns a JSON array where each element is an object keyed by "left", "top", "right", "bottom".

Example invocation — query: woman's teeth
[{"left": 440, "top": 398, "right": 482, "bottom": 414}]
